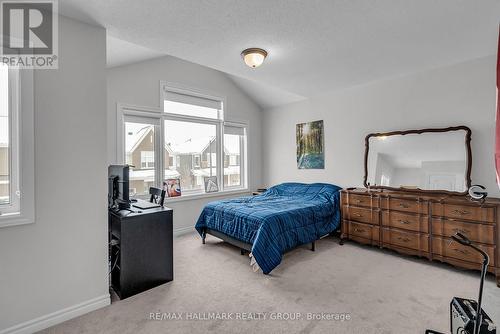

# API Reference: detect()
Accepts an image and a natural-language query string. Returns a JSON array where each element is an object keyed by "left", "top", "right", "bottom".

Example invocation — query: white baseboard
[
  {"left": 0, "top": 294, "right": 110, "bottom": 334},
  {"left": 174, "top": 225, "right": 195, "bottom": 236}
]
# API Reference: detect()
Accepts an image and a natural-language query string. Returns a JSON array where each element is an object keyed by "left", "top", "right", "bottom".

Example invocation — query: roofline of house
[{"left": 129, "top": 133, "right": 237, "bottom": 155}]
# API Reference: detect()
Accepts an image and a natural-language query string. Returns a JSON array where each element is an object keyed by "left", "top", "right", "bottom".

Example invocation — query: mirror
[{"left": 364, "top": 126, "right": 471, "bottom": 194}]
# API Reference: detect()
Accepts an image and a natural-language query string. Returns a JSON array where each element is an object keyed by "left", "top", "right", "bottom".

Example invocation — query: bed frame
[{"left": 200, "top": 227, "right": 320, "bottom": 256}]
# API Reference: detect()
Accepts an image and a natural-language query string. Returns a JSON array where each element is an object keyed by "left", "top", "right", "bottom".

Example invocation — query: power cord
[{"left": 107, "top": 239, "right": 120, "bottom": 280}]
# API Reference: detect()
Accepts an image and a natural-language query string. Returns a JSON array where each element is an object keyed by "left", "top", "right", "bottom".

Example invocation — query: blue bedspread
[{"left": 195, "top": 183, "right": 342, "bottom": 274}]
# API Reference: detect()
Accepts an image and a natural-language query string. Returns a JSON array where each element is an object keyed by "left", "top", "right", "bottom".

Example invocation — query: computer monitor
[{"left": 108, "top": 165, "right": 130, "bottom": 209}]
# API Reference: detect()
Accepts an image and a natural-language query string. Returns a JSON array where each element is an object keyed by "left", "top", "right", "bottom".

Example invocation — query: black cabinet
[{"left": 109, "top": 203, "right": 173, "bottom": 299}]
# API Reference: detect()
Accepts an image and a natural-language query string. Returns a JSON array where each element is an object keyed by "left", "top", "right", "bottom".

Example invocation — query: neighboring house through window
[
  {"left": 223, "top": 124, "right": 246, "bottom": 188},
  {"left": 141, "top": 151, "right": 154, "bottom": 168},
  {"left": 0, "top": 63, "right": 35, "bottom": 227},
  {"left": 124, "top": 122, "right": 160, "bottom": 196},
  {"left": 0, "top": 64, "right": 10, "bottom": 206},
  {"left": 193, "top": 154, "right": 201, "bottom": 168}
]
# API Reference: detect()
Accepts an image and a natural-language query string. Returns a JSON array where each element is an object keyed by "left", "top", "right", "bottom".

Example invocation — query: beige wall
[
  {"left": 0, "top": 16, "right": 108, "bottom": 332},
  {"left": 107, "top": 55, "right": 263, "bottom": 234},
  {"left": 263, "top": 56, "right": 499, "bottom": 197}
]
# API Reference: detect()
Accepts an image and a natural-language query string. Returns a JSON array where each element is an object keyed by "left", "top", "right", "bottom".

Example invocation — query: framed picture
[
  {"left": 163, "top": 178, "right": 181, "bottom": 197},
  {"left": 204, "top": 176, "right": 219, "bottom": 193},
  {"left": 296, "top": 120, "right": 325, "bottom": 169}
]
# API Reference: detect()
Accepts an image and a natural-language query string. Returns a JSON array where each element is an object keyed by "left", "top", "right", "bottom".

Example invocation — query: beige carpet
[{"left": 41, "top": 232, "right": 500, "bottom": 334}]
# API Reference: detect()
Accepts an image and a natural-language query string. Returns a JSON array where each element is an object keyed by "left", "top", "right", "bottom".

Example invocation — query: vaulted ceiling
[{"left": 60, "top": 0, "right": 500, "bottom": 109}]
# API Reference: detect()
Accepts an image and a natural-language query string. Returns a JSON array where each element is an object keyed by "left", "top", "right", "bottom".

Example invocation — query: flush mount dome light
[{"left": 241, "top": 48, "right": 268, "bottom": 68}]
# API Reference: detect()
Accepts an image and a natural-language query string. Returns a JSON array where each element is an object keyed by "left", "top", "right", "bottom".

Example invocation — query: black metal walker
[{"left": 426, "top": 232, "right": 495, "bottom": 334}]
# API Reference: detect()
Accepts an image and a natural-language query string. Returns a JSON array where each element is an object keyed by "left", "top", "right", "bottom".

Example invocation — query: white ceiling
[
  {"left": 226, "top": 74, "right": 305, "bottom": 109},
  {"left": 60, "top": 0, "right": 500, "bottom": 109},
  {"left": 106, "top": 35, "right": 304, "bottom": 109},
  {"left": 106, "top": 35, "right": 165, "bottom": 68}
]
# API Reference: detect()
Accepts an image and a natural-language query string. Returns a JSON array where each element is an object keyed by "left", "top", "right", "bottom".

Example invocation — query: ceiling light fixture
[{"left": 241, "top": 48, "right": 268, "bottom": 68}]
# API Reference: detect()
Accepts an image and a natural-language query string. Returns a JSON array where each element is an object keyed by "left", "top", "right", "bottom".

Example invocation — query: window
[
  {"left": 229, "top": 155, "right": 237, "bottom": 166},
  {"left": 380, "top": 174, "right": 390, "bottom": 187},
  {"left": 224, "top": 124, "right": 246, "bottom": 188},
  {"left": 0, "top": 64, "right": 20, "bottom": 215},
  {"left": 141, "top": 151, "right": 155, "bottom": 168},
  {"left": 163, "top": 85, "right": 223, "bottom": 120},
  {"left": 193, "top": 155, "right": 201, "bottom": 168},
  {"left": 117, "top": 83, "right": 248, "bottom": 199},
  {"left": 124, "top": 119, "right": 158, "bottom": 197},
  {"left": 164, "top": 119, "right": 217, "bottom": 192},
  {"left": 164, "top": 100, "right": 220, "bottom": 120},
  {"left": 0, "top": 62, "right": 34, "bottom": 227},
  {"left": 0, "top": 65, "right": 10, "bottom": 206}
]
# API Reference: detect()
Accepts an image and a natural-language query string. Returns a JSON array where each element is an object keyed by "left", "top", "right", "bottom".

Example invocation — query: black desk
[{"left": 109, "top": 201, "right": 173, "bottom": 299}]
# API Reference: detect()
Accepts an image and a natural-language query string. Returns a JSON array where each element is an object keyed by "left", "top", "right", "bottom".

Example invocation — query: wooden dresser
[{"left": 341, "top": 188, "right": 500, "bottom": 287}]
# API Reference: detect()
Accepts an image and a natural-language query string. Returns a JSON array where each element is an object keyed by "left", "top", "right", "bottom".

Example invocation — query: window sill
[
  {"left": 163, "top": 188, "right": 250, "bottom": 204},
  {"left": 0, "top": 213, "right": 34, "bottom": 228}
]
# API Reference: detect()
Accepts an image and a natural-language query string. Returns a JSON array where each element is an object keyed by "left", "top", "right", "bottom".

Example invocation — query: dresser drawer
[
  {"left": 432, "top": 237, "right": 495, "bottom": 266},
  {"left": 382, "top": 228, "right": 429, "bottom": 252},
  {"left": 343, "top": 206, "right": 379, "bottom": 225},
  {"left": 346, "top": 221, "right": 380, "bottom": 242},
  {"left": 347, "top": 194, "right": 374, "bottom": 208},
  {"left": 432, "top": 203, "right": 495, "bottom": 223},
  {"left": 381, "top": 211, "right": 428, "bottom": 233},
  {"left": 431, "top": 219, "right": 495, "bottom": 244},
  {"left": 381, "top": 197, "right": 428, "bottom": 214}
]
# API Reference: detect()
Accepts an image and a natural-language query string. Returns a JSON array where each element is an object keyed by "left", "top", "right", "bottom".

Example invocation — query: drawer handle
[
  {"left": 353, "top": 228, "right": 365, "bottom": 233},
  {"left": 399, "top": 220, "right": 410, "bottom": 225},
  {"left": 355, "top": 199, "right": 364, "bottom": 203},
  {"left": 398, "top": 203, "right": 410, "bottom": 209},
  {"left": 354, "top": 213, "right": 363, "bottom": 217},
  {"left": 397, "top": 236, "right": 411, "bottom": 242},
  {"left": 452, "top": 228, "right": 471, "bottom": 234},
  {"left": 451, "top": 209, "right": 470, "bottom": 215}
]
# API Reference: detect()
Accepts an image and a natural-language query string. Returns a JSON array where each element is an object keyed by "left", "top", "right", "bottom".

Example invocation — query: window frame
[
  {"left": 118, "top": 111, "right": 162, "bottom": 196},
  {"left": 0, "top": 62, "right": 35, "bottom": 228},
  {"left": 162, "top": 113, "right": 221, "bottom": 195},
  {"left": 223, "top": 121, "right": 247, "bottom": 190},
  {"left": 160, "top": 81, "right": 224, "bottom": 120},
  {"left": 116, "top": 83, "right": 248, "bottom": 201},
  {"left": 0, "top": 66, "right": 18, "bottom": 209}
]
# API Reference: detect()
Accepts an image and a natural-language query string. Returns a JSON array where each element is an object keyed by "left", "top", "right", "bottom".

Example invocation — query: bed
[{"left": 195, "top": 182, "right": 342, "bottom": 274}]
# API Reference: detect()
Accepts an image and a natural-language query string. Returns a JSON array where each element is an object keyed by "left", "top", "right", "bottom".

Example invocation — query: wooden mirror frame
[{"left": 363, "top": 126, "right": 472, "bottom": 195}]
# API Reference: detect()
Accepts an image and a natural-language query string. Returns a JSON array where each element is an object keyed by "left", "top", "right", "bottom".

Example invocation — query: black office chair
[{"left": 149, "top": 187, "right": 166, "bottom": 206}]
